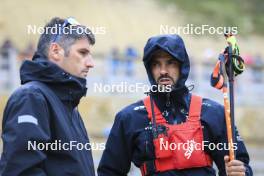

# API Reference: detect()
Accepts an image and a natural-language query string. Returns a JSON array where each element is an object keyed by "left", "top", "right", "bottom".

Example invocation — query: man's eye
[
  {"left": 168, "top": 60, "right": 177, "bottom": 65},
  {"left": 151, "top": 62, "right": 158, "bottom": 67},
  {"left": 79, "top": 51, "right": 88, "bottom": 56}
]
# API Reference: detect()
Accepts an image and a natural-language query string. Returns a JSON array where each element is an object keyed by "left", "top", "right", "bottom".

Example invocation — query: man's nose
[
  {"left": 160, "top": 64, "right": 168, "bottom": 75},
  {"left": 85, "top": 56, "right": 94, "bottom": 68}
]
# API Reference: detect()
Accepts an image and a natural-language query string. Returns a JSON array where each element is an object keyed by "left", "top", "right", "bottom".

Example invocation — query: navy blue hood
[
  {"left": 143, "top": 34, "right": 190, "bottom": 91},
  {"left": 143, "top": 35, "right": 191, "bottom": 112},
  {"left": 20, "top": 52, "right": 87, "bottom": 106}
]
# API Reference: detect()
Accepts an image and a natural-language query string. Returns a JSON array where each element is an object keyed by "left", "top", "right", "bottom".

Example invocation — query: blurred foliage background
[{"left": 158, "top": 0, "right": 264, "bottom": 35}]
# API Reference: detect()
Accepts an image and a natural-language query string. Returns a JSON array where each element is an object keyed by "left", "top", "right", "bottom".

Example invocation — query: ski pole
[{"left": 211, "top": 33, "right": 245, "bottom": 160}]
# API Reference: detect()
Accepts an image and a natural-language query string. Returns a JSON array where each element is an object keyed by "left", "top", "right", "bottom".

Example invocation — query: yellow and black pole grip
[
  {"left": 224, "top": 34, "right": 245, "bottom": 76},
  {"left": 210, "top": 52, "right": 244, "bottom": 89}
]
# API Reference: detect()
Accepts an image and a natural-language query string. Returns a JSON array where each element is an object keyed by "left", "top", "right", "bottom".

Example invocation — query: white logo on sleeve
[
  {"left": 134, "top": 106, "right": 145, "bottom": 111},
  {"left": 18, "top": 115, "right": 38, "bottom": 125}
]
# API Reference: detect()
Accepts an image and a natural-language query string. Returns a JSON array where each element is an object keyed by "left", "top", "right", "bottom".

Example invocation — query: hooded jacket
[
  {"left": 0, "top": 53, "right": 95, "bottom": 176},
  {"left": 98, "top": 35, "right": 252, "bottom": 176}
]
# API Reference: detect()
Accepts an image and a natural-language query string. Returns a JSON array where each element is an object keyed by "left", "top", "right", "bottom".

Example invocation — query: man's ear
[{"left": 48, "top": 43, "right": 64, "bottom": 62}]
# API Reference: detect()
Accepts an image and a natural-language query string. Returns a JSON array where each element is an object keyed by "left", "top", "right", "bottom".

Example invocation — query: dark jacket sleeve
[
  {"left": 0, "top": 88, "right": 51, "bottom": 176},
  {"left": 98, "top": 111, "right": 133, "bottom": 176},
  {"left": 204, "top": 102, "right": 253, "bottom": 176}
]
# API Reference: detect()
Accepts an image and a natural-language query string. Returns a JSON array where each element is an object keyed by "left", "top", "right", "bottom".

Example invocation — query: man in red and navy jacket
[{"left": 98, "top": 34, "right": 253, "bottom": 176}]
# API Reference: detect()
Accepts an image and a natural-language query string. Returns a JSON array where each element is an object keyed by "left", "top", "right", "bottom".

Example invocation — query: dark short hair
[{"left": 36, "top": 17, "right": 95, "bottom": 58}]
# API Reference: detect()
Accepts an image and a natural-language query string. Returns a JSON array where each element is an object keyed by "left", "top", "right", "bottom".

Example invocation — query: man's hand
[{"left": 224, "top": 155, "right": 246, "bottom": 176}]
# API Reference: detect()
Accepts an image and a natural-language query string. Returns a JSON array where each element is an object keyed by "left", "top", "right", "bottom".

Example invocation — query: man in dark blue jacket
[
  {"left": 0, "top": 17, "right": 96, "bottom": 176},
  {"left": 98, "top": 34, "right": 253, "bottom": 176}
]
